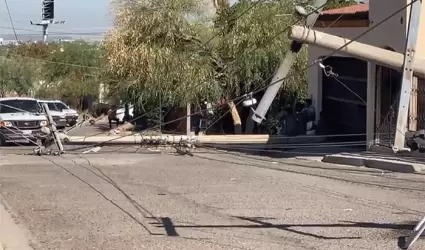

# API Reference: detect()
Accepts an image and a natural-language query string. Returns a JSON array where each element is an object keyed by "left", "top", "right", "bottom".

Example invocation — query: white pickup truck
[{"left": 0, "top": 97, "right": 49, "bottom": 146}]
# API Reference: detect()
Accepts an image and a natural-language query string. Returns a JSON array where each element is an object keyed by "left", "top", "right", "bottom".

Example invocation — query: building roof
[{"left": 322, "top": 3, "right": 369, "bottom": 15}]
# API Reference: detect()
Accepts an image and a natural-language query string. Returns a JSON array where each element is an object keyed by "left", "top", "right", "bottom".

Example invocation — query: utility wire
[
  {"left": 3, "top": 0, "right": 18, "bottom": 42},
  {"left": 63, "top": 0, "right": 416, "bottom": 152},
  {"left": 4, "top": 2, "right": 415, "bottom": 151},
  {"left": 0, "top": 25, "right": 107, "bottom": 36}
]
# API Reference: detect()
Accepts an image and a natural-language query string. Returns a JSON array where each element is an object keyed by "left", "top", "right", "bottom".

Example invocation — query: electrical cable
[
  {"left": 3, "top": 0, "right": 18, "bottom": 42},
  {"left": 322, "top": 66, "right": 409, "bottom": 145},
  {"left": 3, "top": 2, "right": 415, "bottom": 153},
  {"left": 0, "top": 25, "right": 107, "bottom": 36},
  {"left": 63, "top": 1, "right": 417, "bottom": 152}
]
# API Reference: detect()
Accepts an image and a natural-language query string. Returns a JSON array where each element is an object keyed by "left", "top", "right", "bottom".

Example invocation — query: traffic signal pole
[{"left": 30, "top": 0, "right": 54, "bottom": 43}]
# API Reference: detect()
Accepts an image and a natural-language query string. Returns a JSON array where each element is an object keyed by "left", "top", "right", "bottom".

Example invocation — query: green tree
[
  {"left": 324, "top": 0, "right": 357, "bottom": 10},
  {"left": 213, "top": 0, "right": 308, "bottom": 133},
  {"left": 14, "top": 41, "right": 105, "bottom": 109},
  {"left": 0, "top": 57, "right": 35, "bottom": 97},
  {"left": 105, "top": 0, "right": 219, "bottom": 112}
]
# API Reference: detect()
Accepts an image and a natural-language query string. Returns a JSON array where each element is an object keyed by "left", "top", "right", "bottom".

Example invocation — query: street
[{"left": 1, "top": 148, "right": 425, "bottom": 250}]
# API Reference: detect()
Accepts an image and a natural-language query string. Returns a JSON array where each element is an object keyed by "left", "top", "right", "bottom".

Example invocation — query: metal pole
[
  {"left": 42, "top": 102, "right": 64, "bottom": 152},
  {"left": 288, "top": 25, "right": 425, "bottom": 79},
  {"left": 393, "top": 0, "right": 422, "bottom": 152},
  {"left": 42, "top": 24, "right": 48, "bottom": 43},
  {"left": 252, "top": 0, "right": 329, "bottom": 124},
  {"left": 186, "top": 103, "right": 191, "bottom": 136},
  {"left": 159, "top": 91, "right": 162, "bottom": 132}
]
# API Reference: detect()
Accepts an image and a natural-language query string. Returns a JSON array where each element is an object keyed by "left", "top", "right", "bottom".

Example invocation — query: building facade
[{"left": 308, "top": 1, "right": 425, "bottom": 148}]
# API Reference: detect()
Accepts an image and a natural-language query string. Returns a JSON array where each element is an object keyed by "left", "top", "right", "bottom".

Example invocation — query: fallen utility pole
[
  {"left": 287, "top": 25, "right": 425, "bottom": 78},
  {"left": 66, "top": 134, "right": 326, "bottom": 145},
  {"left": 42, "top": 102, "right": 64, "bottom": 153},
  {"left": 251, "top": 0, "right": 329, "bottom": 125}
]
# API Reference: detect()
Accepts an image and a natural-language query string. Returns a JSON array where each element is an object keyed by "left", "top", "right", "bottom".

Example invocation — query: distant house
[{"left": 308, "top": 1, "right": 425, "bottom": 148}]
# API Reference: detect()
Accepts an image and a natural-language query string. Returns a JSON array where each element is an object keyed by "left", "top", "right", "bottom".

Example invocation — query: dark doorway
[{"left": 321, "top": 56, "right": 367, "bottom": 142}]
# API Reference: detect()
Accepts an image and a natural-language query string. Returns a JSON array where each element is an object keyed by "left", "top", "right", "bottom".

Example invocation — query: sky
[
  {"left": 0, "top": 0, "right": 114, "bottom": 40},
  {"left": 0, "top": 0, "right": 360, "bottom": 40}
]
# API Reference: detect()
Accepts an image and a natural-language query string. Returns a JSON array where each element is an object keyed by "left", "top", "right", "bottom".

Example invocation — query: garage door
[{"left": 321, "top": 57, "right": 367, "bottom": 139}]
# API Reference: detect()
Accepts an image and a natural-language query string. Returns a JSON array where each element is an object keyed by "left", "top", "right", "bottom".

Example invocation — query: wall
[{"left": 412, "top": 0, "right": 425, "bottom": 58}]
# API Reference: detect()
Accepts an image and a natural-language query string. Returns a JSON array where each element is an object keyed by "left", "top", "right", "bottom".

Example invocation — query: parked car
[
  {"left": 0, "top": 97, "right": 48, "bottom": 146},
  {"left": 38, "top": 100, "right": 79, "bottom": 126},
  {"left": 37, "top": 100, "right": 68, "bottom": 129}
]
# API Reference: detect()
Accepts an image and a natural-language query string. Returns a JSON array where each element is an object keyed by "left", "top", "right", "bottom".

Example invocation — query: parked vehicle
[
  {"left": 38, "top": 100, "right": 79, "bottom": 126},
  {"left": 0, "top": 97, "right": 48, "bottom": 146},
  {"left": 37, "top": 100, "right": 67, "bottom": 129}
]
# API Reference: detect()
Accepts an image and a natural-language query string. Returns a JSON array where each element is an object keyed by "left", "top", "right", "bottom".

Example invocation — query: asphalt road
[{"left": 1, "top": 150, "right": 425, "bottom": 250}]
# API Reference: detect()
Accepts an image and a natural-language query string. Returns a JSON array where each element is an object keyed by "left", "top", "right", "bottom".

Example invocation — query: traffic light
[{"left": 42, "top": 0, "right": 54, "bottom": 20}]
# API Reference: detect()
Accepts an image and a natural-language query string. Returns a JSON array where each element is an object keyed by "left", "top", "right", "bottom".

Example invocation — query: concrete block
[
  {"left": 364, "top": 159, "right": 423, "bottom": 173},
  {"left": 321, "top": 154, "right": 424, "bottom": 173},
  {"left": 321, "top": 154, "right": 365, "bottom": 166}
]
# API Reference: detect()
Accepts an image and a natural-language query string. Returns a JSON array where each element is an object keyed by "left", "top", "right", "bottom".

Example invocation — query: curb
[{"left": 322, "top": 154, "right": 424, "bottom": 173}]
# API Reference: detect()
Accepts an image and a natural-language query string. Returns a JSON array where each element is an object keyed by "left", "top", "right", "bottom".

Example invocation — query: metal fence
[{"left": 375, "top": 69, "right": 425, "bottom": 147}]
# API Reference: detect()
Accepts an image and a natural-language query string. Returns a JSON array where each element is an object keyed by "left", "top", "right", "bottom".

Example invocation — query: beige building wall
[{"left": 412, "top": 0, "right": 425, "bottom": 58}]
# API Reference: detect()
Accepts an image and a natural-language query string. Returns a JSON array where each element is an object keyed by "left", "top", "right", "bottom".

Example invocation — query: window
[
  {"left": 40, "top": 102, "right": 60, "bottom": 111},
  {"left": 0, "top": 100, "right": 41, "bottom": 113},
  {"left": 55, "top": 102, "right": 68, "bottom": 110}
]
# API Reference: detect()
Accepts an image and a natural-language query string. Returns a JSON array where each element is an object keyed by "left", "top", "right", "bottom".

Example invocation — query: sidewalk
[{"left": 0, "top": 198, "right": 33, "bottom": 250}]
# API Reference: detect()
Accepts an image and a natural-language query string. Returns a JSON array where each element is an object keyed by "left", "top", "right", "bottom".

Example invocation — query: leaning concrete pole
[
  {"left": 392, "top": 0, "right": 421, "bottom": 152},
  {"left": 287, "top": 25, "right": 425, "bottom": 78},
  {"left": 251, "top": 0, "right": 329, "bottom": 124}
]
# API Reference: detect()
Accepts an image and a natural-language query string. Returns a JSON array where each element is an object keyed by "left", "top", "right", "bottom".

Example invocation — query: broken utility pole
[
  {"left": 251, "top": 0, "right": 329, "bottom": 125},
  {"left": 392, "top": 0, "right": 421, "bottom": 153}
]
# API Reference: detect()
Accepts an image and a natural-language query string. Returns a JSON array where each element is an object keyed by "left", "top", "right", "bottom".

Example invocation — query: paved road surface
[{"left": 1, "top": 150, "right": 425, "bottom": 250}]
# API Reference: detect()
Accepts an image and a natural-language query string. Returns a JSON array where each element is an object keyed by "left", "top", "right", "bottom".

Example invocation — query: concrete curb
[{"left": 322, "top": 154, "right": 424, "bottom": 173}]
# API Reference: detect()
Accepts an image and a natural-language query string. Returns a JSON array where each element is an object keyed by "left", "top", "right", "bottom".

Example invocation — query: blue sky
[
  {"left": 1, "top": 0, "right": 238, "bottom": 37},
  {"left": 1, "top": 0, "right": 114, "bottom": 39},
  {"left": 0, "top": 0, "right": 360, "bottom": 39}
]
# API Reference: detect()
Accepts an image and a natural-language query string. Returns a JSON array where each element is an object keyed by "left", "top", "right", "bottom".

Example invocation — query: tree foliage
[
  {"left": 8, "top": 41, "right": 105, "bottom": 108},
  {"left": 213, "top": 0, "right": 308, "bottom": 99},
  {"left": 324, "top": 0, "right": 358, "bottom": 10},
  {"left": 105, "top": 0, "right": 219, "bottom": 107},
  {"left": 0, "top": 57, "right": 35, "bottom": 97}
]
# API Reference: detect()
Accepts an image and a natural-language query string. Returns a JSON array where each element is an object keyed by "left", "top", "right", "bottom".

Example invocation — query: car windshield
[
  {"left": 39, "top": 102, "right": 60, "bottom": 111},
  {"left": 55, "top": 102, "right": 68, "bottom": 110},
  {"left": 0, "top": 99, "right": 41, "bottom": 113}
]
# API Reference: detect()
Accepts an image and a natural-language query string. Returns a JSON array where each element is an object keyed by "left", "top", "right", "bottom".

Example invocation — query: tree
[
  {"left": 324, "top": 0, "right": 357, "bottom": 10},
  {"left": 106, "top": 0, "right": 311, "bottom": 134},
  {"left": 105, "top": 0, "right": 219, "bottom": 112},
  {"left": 213, "top": 0, "right": 308, "bottom": 133},
  {"left": 0, "top": 57, "right": 35, "bottom": 97}
]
